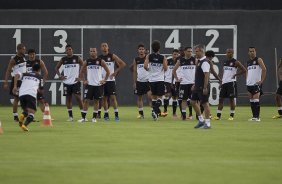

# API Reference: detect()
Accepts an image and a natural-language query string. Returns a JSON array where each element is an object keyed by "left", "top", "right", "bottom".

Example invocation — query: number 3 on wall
[{"left": 53, "top": 30, "right": 68, "bottom": 53}]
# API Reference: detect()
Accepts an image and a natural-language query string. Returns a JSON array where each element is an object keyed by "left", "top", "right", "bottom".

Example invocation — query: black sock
[
  {"left": 93, "top": 111, "right": 97, "bottom": 119},
  {"left": 152, "top": 101, "right": 157, "bottom": 114},
  {"left": 200, "top": 105, "right": 204, "bottom": 114},
  {"left": 178, "top": 100, "right": 182, "bottom": 114},
  {"left": 279, "top": 109, "right": 282, "bottom": 115},
  {"left": 68, "top": 109, "right": 73, "bottom": 118},
  {"left": 182, "top": 111, "right": 186, "bottom": 120},
  {"left": 81, "top": 111, "right": 86, "bottom": 119},
  {"left": 115, "top": 111, "right": 119, "bottom": 118},
  {"left": 164, "top": 99, "right": 169, "bottom": 112},
  {"left": 188, "top": 105, "right": 193, "bottom": 116},
  {"left": 217, "top": 112, "right": 222, "bottom": 118},
  {"left": 104, "top": 112, "right": 109, "bottom": 118},
  {"left": 254, "top": 102, "right": 260, "bottom": 118},
  {"left": 230, "top": 111, "right": 235, "bottom": 117},
  {"left": 24, "top": 114, "right": 34, "bottom": 126},
  {"left": 139, "top": 110, "right": 144, "bottom": 116},
  {"left": 23, "top": 111, "right": 28, "bottom": 117},
  {"left": 250, "top": 102, "right": 255, "bottom": 118},
  {"left": 156, "top": 99, "right": 162, "bottom": 114},
  {"left": 172, "top": 101, "right": 177, "bottom": 114}
]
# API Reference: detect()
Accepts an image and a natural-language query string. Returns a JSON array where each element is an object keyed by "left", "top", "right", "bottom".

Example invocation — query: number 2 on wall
[{"left": 205, "top": 30, "right": 219, "bottom": 52}]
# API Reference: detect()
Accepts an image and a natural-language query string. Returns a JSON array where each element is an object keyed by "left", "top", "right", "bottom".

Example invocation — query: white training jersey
[
  {"left": 222, "top": 58, "right": 238, "bottom": 84},
  {"left": 148, "top": 53, "right": 165, "bottom": 82},
  {"left": 100, "top": 53, "right": 115, "bottom": 82},
  {"left": 11, "top": 55, "right": 26, "bottom": 77},
  {"left": 165, "top": 58, "right": 175, "bottom": 83},
  {"left": 246, "top": 57, "right": 262, "bottom": 86},
  {"left": 178, "top": 56, "right": 196, "bottom": 84},
  {"left": 135, "top": 56, "right": 150, "bottom": 82},
  {"left": 86, "top": 58, "right": 103, "bottom": 86},
  {"left": 18, "top": 72, "right": 43, "bottom": 98},
  {"left": 61, "top": 55, "right": 80, "bottom": 85}
]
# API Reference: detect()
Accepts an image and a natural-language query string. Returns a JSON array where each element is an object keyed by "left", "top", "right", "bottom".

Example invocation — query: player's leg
[
  {"left": 202, "top": 101, "right": 211, "bottom": 128},
  {"left": 229, "top": 98, "right": 236, "bottom": 120},
  {"left": 92, "top": 99, "right": 99, "bottom": 122},
  {"left": 214, "top": 97, "right": 224, "bottom": 120},
  {"left": 191, "top": 92, "right": 205, "bottom": 128},
  {"left": 110, "top": 95, "right": 120, "bottom": 121},
  {"left": 252, "top": 92, "right": 261, "bottom": 120},
  {"left": 21, "top": 96, "right": 37, "bottom": 131},
  {"left": 273, "top": 83, "right": 282, "bottom": 118},
  {"left": 137, "top": 95, "right": 144, "bottom": 118},
  {"left": 12, "top": 96, "right": 19, "bottom": 122},
  {"left": 73, "top": 83, "right": 84, "bottom": 120}
]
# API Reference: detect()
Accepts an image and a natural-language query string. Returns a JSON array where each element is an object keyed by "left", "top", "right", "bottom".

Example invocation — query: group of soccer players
[{"left": 6, "top": 39, "right": 282, "bottom": 131}]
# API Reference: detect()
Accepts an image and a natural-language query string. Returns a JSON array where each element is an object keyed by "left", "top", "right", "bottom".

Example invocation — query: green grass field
[{"left": 1, "top": 105, "right": 282, "bottom": 184}]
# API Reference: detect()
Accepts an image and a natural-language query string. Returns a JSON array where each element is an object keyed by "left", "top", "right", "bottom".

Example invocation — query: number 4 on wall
[{"left": 165, "top": 30, "right": 181, "bottom": 49}]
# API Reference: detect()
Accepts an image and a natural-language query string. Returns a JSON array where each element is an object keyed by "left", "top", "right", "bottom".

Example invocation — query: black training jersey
[
  {"left": 61, "top": 55, "right": 80, "bottom": 84},
  {"left": 195, "top": 57, "right": 210, "bottom": 89}
]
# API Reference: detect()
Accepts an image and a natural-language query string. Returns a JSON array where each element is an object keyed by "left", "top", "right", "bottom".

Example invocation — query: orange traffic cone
[
  {"left": 0, "top": 121, "right": 3, "bottom": 134},
  {"left": 42, "top": 103, "right": 53, "bottom": 126}
]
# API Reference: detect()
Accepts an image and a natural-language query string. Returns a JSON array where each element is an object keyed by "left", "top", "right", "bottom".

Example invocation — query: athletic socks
[
  {"left": 24, "top": 113, "right": 34, "bottom": 126},
  {"left": 205, "top": 119, "right": 211, "bottom": 127},
  {"left": 93, "top": 111, "right": 98, "bottom": 119},
  {"left": 138, "top": 108, "right": 144, "bottom": 116},
  {"left": 156, "top": 99, "right": 162, "bottom": 114},
  {"left": 178, "top": 99, "right": 182, "bottom": 114},
  {"left": 278, "top": 107, "right": 282, "bottom": 115},
  {"left": 250, "top": 99, "right": 260, "bottom": 118},
  {"left": 182, "top": 110, "right": 186, "bottom": 120},
  {"left": 81, "top": 110, "right": 87, "bottom": 119},
  {"left": 217, "top": 110, "right": 222, "bottom": 118},
  {"left": 114, "top": 109, "right": 119, "bottom": 118},
  {"left": 104, "top": 110, "right": 109, "bottom": 118},
  {"left": 98, "top": 109, "right": 102, "bottom": 117},
  {"left": 230, "top": 110, "right": 235, "bottom": 117},
  {"left": 198, "top": 115, "right": 204, "bottom": 122},
  {"left": 187, "top": 100, "right": 193, "bottom": 116},
  {"left": 172, "top": 100, "right": 177, "bottom": 115},
  {"left": 68, "top": 109, "right": 73, "bottom": 118},
  {"left": 163, "top": 98, "right": 169, "bottom": 112}
]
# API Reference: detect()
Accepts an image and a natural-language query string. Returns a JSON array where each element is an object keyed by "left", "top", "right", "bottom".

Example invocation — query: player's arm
[
  {"left": 257, "top": 58, "right": 267, "bottom": 85},
  {"left": 144, "top": 55, "right": 149, "bottom": 71},
  {"left": 132, "top": 59, "right": 137, "bottom": 88},
  {"left": 3, "top": 58, "right": 16, "bottom": 90},
  {"left": 79, "top": 60, "right": 87, "bottom": 83},
  {"left": 40, "top": 60, "right": 48, "bottom": 81},
  {"left": 210, "top": 60, "right": 222, "bottom": 82},
  {"left": 163, "top": 57, "right": 168, "bottom": 72},
  {"left": 234, "top": 60, "right": 247, "bottom": 78},
  {"left": 112, "top": 54, "right": 126, "bottom": 77},
  {"left": 101, "top": 59, "right": 110, "bottom": 84},
  {"left": 172, "top": 60, "right": 180, "bottom": 82},
  {"left": 55, "top": 59, "right": 66, "bottom": 80},
  {"left": 202, "top": 62, "right": 211, "bottom": 95}
]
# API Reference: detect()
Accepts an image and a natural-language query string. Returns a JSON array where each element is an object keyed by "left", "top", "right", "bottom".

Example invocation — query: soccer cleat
[
  {"left": 14, "top": 116, "right": 19, "bottom": 122},
  {"left": 212, "top": 117, "right": 221, "bottom": 120},
  {"left": 67, "top": 117, "right": 73, "bottom": 122},
  {"left": 228, "top": 117, "right": 234, "bottom": 121},
  {"left": 77, "top": 118, "right": 87, "bottom": 122},
  {"left": 137, "top": 115, "right": 144, "bottom": 119},
  {"left": 194, "top": 120, "right": 205, "bottom": 129},
  {"left": 255, "top": 118, "right": 261, "bottom": 122},
  {"left": 115, "top": 117, "right": 120, "bottom": 122},
  {"left": 159, "top": 112, "right": 168, "bottom": 117},
  {"left": 202, "top": 124, "right": 211, "bottom": 129},
  {"left": 272, "top": 115, "right": 282, "bottom": 119},
  {"left": 152, "top": 111, "right": 158, "bottom": 121},
  {"left": 92, "top": 118, "right": 97, "bottom": 123},
  {"left": 104, "top": 117, "right": 110, "bottom": 121},
  {"left": 248, "top": 117, "right": 260, "bottom": 122},
  {"left": 21, "top": 125, "right": 29, "bottom": 131},
  {"left": 19, "top": 114, "right": 25, "bottom": 127}
]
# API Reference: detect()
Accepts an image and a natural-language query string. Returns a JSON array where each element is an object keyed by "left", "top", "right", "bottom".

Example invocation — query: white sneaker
[
  {"left": 67, "top": 117, "right": 73, "bottom": 122},
  {"left": 92, "top": 118, "right": 97, "bottom": 123},
  {"left": 248, "top": 117, "right": 260, "bottom": 122},
  {"left": 77, "top": 118, "right": 88, "bottom": 122}
]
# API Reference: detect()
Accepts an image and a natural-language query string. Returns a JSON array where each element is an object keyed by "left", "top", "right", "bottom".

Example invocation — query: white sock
[
  {"left": 198, "top": 115, "right": 204, "bottom": 122},
  {"left": 205, "top": 119, "right": 211, "bottom": 127}
]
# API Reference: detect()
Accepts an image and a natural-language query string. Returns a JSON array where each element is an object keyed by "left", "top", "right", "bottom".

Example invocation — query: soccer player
[
  {"left": 26, "top": 49, "right": 49, "bottom": 113},
  {"left": 13, "top": 63, "right": 43, "bottom": 131},
  {"left": 246, "top": 47, "right": 266, "bottom": 121},
  {"left": 173, "top": 47, "right": 196, "bottom": 120},
  {"left": 192, "top": 45, "right": 212, "bottom": 129},
  {"left": 144, "top": 40, "right": 168, "bottom": 121},
  {"left": 55, "top": 44, "right": 84, "bottom": 122},
  {"left": 99, "top": 43, "right": 126, "bottom": 122},
  {"left": 3, "top": 43, "right": 27, "bottom": 122},
  {"left": 79, "top": 48, "right": 110, "bottom": 123},
  {"left": 133, "top": 44, "right": 151, "bottom": 119},
  {"left": 164, "top": 49, "right": 179, "bottom": 118},
  {"left": 213, "top": 48, "right": 246, "bottom": 120},
  {"left": 273, "top": 58, "right": 282, "bottom": 119}
]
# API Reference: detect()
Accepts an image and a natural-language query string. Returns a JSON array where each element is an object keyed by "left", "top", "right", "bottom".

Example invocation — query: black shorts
[
  {"left": 20, "top": 95, "right": 37, "bottom": 111},
  {"left": 191, "top": 88, "right": 210, "bottom": 104},
  {"left": 134, "top": 81, "right": 150, "bottom": 96},
  {"left": 174, "top": 82, "right": 180, "bottom": 98},
  {"left": 150, "top": 81, "right": 165, "bottom": 96},
  {"left": 63, "top": 82, "right": 81, "bottom": 96},
  {"left": 247, "top": 85, "right": 263, "bottom": 95},
  {"left": 179, "top": 84, "right": 193, "bottom": 100},
  {"left": 276, "top": 81, "right": 282, "bottom": 95},
  {"left": 164, "top": 82, "right": 172, "bottom": 94},
  {"left": 103, "top": 81, "right": 116, "bottom": 96},
  {"left": 219, "top": 81, "right": 237, "bottom": 98},
  {"left": 84, "top": 85, "right": 103, "bottom": 100},
  {"left": 9, "top": 77, "right": 22, "bottom": 97}
]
